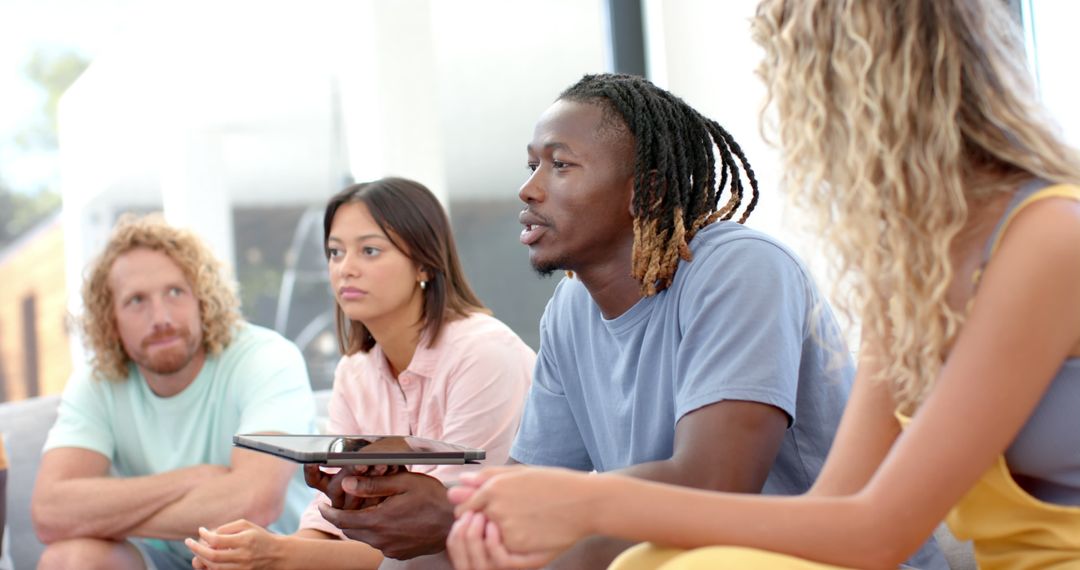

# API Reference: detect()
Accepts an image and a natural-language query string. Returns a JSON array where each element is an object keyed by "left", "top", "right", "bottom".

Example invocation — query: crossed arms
[{"left": 31, "top": 440, "right": 296, "bottom": 544}]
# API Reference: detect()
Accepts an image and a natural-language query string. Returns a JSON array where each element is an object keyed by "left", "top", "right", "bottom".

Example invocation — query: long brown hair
[{"left": 323, "top": 177, "right": 488, "bottom": 355}]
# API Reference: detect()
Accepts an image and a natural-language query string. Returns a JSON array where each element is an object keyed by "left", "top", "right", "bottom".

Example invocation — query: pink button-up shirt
[{"left": 299, "top": 312, "right": 535, "bottom": 537}]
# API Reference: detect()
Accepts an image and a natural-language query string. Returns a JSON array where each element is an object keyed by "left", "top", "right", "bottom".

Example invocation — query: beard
[
  {"left": 531, "top": 254, "right": 572, "bottom": 278},
  {"left": 132, "top": 325, "right": 202, "bottom": 375}
]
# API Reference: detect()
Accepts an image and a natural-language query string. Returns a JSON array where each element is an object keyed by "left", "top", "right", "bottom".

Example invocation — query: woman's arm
[
  {"left": 456, "top": 198, "right": 1080, "bottom": 569},
  {"left": 806, "top": 335, "right": 900, "bottom": 497}
]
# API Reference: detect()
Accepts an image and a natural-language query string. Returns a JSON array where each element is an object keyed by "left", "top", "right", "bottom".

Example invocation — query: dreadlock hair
[{"left": 559, "top": 73, "right": 759, "bottom": 296}]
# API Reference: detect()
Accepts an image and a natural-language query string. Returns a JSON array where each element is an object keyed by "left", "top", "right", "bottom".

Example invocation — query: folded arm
[
  {"left": 31, "top": 447, "right": 224, "bottom": 543},
  {"left": 131, "top": 446, "right": 297, "bottom": 540}
]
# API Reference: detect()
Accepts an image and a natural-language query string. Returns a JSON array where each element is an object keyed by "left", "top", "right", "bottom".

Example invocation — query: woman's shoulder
[{"left": 441, "top": 311, "right": 524, "bottom": 345}]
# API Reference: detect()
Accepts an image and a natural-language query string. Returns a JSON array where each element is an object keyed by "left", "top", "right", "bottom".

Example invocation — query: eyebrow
[
  {"left": 526, "top": 141, "right": 577, "bottom": 155},
  {"left": 327, "top": 234, "right": 390, "bottom": 244}
]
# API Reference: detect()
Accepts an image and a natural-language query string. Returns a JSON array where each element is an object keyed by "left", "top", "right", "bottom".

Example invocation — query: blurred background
[{"left": 0, "top": 0, "right": 1076, "bottom": 402}]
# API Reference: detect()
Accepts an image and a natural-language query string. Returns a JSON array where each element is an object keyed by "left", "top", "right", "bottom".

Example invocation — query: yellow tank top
[{"left": 901, "top": 184, "right": 1080, "bottom": 569}]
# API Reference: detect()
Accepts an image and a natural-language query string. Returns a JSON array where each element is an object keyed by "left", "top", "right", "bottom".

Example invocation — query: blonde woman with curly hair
[
  {"left": 444, "top": 0, "right": 1080, "bottom": 568},
  {"left": 32, "top": 215, "right": 316, "bottom": 570}
]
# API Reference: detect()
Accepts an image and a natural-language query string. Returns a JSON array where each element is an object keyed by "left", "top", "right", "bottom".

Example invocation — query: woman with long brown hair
[{"left": 189, "top": 177, "right": 534, "bottom": 569}]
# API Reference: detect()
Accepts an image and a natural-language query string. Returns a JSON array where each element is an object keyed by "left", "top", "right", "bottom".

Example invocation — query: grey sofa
[{"left": 1, "top": 392, "right": 975, "bottom": 569}]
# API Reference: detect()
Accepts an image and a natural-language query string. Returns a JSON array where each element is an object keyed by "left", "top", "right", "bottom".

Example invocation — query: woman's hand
[
  {"left": 446, "top": 466, "right": 602, "bottom": 559},
  {"left": 185, "top": 519, "right": 281, "bottom": 570},
  {"left": 446, "top": 510, "right": 561, "bottom": 570}
]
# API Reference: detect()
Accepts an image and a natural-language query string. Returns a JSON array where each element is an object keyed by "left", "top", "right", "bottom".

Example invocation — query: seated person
[
  {"left": 447, "top": 1, "right": 1078, "bottom": 569},
  {"left": 317, "top": 75, "right": 942, "bottom": 568},
  {"left": 31, "top": 215, "right": 316, "bottom": 570},
  {"left": 186, "top": 178, "right": 534, "bottom": 569}
]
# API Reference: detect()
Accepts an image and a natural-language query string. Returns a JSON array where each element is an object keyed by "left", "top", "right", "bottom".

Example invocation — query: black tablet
[{"left": 233, "top": 434, "right": 486, "bottom": 465}]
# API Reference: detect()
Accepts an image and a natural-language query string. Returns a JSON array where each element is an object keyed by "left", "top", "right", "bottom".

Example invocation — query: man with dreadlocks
[{"left": 327, "top": 74, "right": 905, "bottom": 569}]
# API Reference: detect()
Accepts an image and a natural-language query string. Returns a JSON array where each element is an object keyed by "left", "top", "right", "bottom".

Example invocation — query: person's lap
[
  {"left": 609, "top": 543, "right": 857, "bottom": 570},
  {"left": 38, "top": 537, "right": 190, "bottom": 570}
]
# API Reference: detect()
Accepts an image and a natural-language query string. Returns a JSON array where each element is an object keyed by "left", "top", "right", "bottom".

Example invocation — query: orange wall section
[{"left": 0, "top": 216, "right": 72, "bottom": 402}]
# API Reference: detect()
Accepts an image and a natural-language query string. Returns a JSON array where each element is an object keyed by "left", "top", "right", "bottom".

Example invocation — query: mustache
[{"left": 141, "top": 326, "right": 189, "bottom": 349}]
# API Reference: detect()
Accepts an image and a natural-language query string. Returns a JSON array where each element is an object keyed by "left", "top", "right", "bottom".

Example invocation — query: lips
[
  {"left": 338, "top": 286, "right": 367, "bottom": 301},
  {"left": 519, "top": 210, "right": 551, "bottom": 246}
]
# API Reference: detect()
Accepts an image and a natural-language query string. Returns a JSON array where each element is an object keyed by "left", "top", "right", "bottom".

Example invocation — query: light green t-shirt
[{"left": 44, "top": 323, "right": 316, "bottom": 558}]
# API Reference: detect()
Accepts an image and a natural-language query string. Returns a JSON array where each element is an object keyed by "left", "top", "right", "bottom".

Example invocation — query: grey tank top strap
[{"left": 978, "top": 178, "right": 1052, "bottom": 267}]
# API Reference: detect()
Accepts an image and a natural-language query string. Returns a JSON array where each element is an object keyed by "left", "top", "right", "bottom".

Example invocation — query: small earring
[{"left": 420, "top": 280, "right": 427, "bottom": 291}]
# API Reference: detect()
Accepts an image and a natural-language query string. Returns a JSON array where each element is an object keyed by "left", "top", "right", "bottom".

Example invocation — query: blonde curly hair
[
  {"left": 753, "top": 0, "right": 1080, "bottom": 411},
  {"left": 80, "top": 214, "right": 241, "bottom": 380}
]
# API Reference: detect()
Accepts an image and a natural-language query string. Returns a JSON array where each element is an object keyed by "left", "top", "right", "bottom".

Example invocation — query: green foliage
[
  {"left": 0, "top": 182, "right": 61, "bottom": 249},
  {"left": 16, "top": 49, "right": 91, "bottom": 151},
  {"left": 0, "top": 48, "right": 89, "bottom": 251}
]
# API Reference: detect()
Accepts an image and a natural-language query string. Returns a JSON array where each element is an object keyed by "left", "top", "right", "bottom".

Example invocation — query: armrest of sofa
[{"left": 0, "top": 394, "right": 59, "bottom": 570}]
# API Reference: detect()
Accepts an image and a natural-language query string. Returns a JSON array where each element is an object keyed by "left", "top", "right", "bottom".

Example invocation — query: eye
[
  {"left": 362, "top": 246, "right": 382, "bottom": 257},
  {"left": 526, "top": 162, "right": 539, "bottom": 172},
  {"left": 327, "top": 247, "right": 342, "bottom": 259},
  {"left": 167, "top": 286, "right": 183, "bottom": 297},
  {"left": 552, "top": 160, "right": 569, "bottom": 170},
  {"left": 126, "top": 294, "right": 144, "bottom": 307}
]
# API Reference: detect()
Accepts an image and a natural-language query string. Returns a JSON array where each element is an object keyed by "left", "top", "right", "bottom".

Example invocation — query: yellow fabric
[
  {"left": 896, "top": 410, "right": 1080, "bottom": 570},
  {"left": 937, "top": 185, "right": 1080, "bottom": 567},
  {"left": 609, "top": 543, "right": 854, "bottom": 570}
]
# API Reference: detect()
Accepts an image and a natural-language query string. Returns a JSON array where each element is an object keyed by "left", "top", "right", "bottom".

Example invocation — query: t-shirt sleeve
[
  {"left": 230, "top": 331, "right": 316, "bottom": 436},
  {"left": 674, "top": 237, "right": 809, "bottom": 425},
  {"left": 42, "top": 372, "right": 115, "bottom": 459},
  {"left": 509, "top": 308, "right": 594, "bottom": 470}
]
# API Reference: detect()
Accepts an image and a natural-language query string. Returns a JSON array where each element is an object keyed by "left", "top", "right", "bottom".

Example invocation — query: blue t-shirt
[
  {"left": 511, "top": 222, "right": 852, "bottom": 495},
  {"left": 44, "top": 323, "right": 316, "bottom": 559}
]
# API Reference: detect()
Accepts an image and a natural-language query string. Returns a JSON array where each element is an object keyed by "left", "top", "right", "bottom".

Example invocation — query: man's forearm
[
  {"left": 131, "top": 469, "right": 279, "bottom": 540},
  {"left": 34, "top": 467, "right": 206, "bottom": 543}
]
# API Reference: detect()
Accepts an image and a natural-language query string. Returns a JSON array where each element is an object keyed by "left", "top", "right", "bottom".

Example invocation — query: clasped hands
[{"left": 446, "top": 466, "right": 602, "bottom": 570}]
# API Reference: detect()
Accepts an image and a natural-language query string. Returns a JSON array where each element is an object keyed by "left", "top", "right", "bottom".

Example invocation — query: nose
[
  {"left": 334, "top": 251, "right": 361, "bottom": 280},
  {"left": 148, "top": 297, "right": 174, "bottom": 329},
  {"left": 518, "top": 168, "right": 544, "bottom": 204}
]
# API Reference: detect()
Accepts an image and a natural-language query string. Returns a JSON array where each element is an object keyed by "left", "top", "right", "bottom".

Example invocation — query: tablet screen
[{"left": 233, "top": 434, "right": 486, "bottom": 465}]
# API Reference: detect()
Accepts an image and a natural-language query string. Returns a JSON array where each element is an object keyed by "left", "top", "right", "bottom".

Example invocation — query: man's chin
[{"left": 530, "top": 257, "right": 569, "bottom": 278}]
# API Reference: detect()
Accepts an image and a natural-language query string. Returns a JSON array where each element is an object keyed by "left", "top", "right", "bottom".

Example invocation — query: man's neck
[
  {"left": 575, "top": 256, "right": 644, "bottom": 320},
  {"left": 140, "top": 349, "right": 207, "bottom": 398}
]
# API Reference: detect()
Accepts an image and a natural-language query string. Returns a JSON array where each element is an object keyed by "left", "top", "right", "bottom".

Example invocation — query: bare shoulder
[{"left": 996, "top": 194, "right": 1080, "bottom": 260}]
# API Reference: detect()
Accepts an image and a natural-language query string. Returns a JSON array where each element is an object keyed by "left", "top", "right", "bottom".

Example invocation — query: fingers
[
  {"left": 304, "top": 464, "right": 333, "bottom": 493},
  {"left": 458, "top": 466, "right": 519, "bottom": 487},
  {"left": 185, "top": 536, "right": 232, "bottom": 566},
  {"left": 484, "top": 520, "right": 553, "bottom": 569},
  {"left": 340, "top": 472, "right": 410, "bottom": 498},
  {"left": 464, "top": 512, "right": 493, "bottom": 569},
  {"left": 195, "top": 525, "right": 252, "bottom": 550},
  {"left": 212, "top": 519, "right": 255, "bottom": 535},
  {"left": 318, "top": 503, "right": 375, "bottom": 534},
  {"left": 447, "top": 511, "right": 488, "bottom": 570},
  {"left": 447, "top": 484, "right": 477, "bottom": 507}
]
